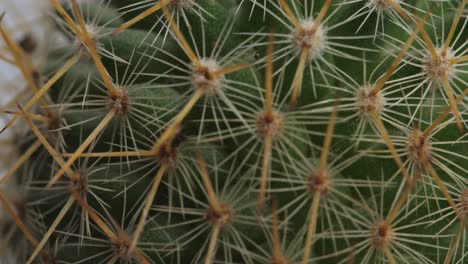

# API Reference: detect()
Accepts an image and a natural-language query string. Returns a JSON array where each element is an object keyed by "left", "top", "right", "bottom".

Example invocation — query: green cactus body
[{"left": 0, "top": 0, "right": 466, "bottom": 264}]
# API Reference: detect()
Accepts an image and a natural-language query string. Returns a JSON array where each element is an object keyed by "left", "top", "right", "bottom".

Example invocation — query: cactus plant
[{"left": 0, "top": 0, "right": 467, "bottom": 263}]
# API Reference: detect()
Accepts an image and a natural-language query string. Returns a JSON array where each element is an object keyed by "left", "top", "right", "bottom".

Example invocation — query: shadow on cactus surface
[{"left": 0, "top": 0, "right": 467, "bottom": 263}]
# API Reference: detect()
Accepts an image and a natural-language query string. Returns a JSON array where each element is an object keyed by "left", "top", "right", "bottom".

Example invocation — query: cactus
[{"left": 0, "top": 0, "right": 466, "bottom": 263}]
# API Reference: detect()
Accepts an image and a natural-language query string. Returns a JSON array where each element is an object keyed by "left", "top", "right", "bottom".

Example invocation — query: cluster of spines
[{"left": 0, "top": 0, "right": 466, "bottom": 263}]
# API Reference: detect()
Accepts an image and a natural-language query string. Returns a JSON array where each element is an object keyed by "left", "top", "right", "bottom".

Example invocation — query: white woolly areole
[
  {"left": 405, "top": 129, "right": 432, "bottom": 164},
  {"left": 85, "top": 24, "right": 98, "bottom": 38},
  {"left": 356, "top": 86, "right": 386, "bottom": 118},
  {"left": 73, "top": 24, "right": 98, "bottom": 49},
  {"left": 424, "top": 48, "right": 455, "bottom": 81},
  {"left": 192, "top": 58, "right": 224, "bottom": 96},
  {"left": 461, "top": 190, "right": 468, "bottom": 214},
  {"left": 169, "top": 0, "right": 195, "bottom": 11},
  {"left": 291, "top": 20, "right": 327, "bottom": 60},
  {"left": 367, "top": 0, "right": 401, "bottom": 12}
]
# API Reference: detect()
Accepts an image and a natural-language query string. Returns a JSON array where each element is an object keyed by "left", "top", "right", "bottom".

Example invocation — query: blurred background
[
  {"left": 0, "top": 2, "right": 51, "bottom": 261},
  {"left": 0, "top": 2, "right": 55, "bottom": 261}
]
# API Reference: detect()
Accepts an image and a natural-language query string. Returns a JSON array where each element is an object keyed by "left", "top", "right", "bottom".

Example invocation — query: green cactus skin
[{"left": 0, "top": 0, "right": 467, "bottom": 264}]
